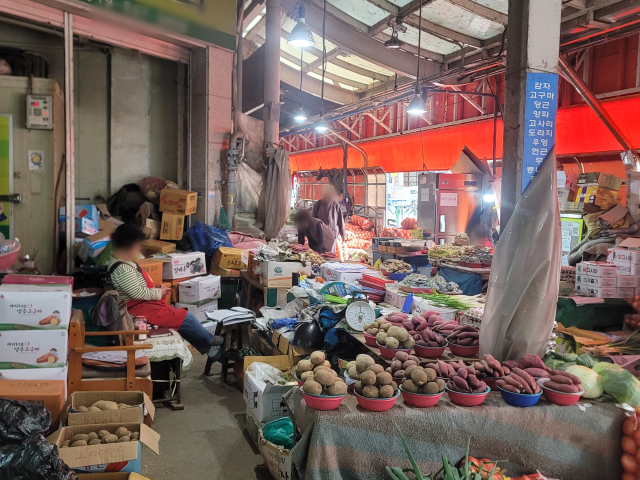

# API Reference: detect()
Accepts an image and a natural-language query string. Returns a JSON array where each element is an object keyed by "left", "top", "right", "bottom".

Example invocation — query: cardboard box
[
  {"left": 260, "top": 261, "right": 310, "bottom": 288},
  {"left": 175, "top": 299, "right": 218, "bottom": 322},
  {"left": 1, "top": 274, "right": 74, "bottom": 286},
  {"left": 164, "top": 275, "right": 199, "bottom": 303},
  {"left": 587, "top": 286, "right": 618, "bottom": 298},
  {"left": 321, "top": 265, "right": 373, "bottom": 284},
  {"left": 0, "top": 329, "right": 68, "bottom": 368},
  {"left": 77, "top": 474, "right": 151, "bottom": 480},
  {"left": 410, "top": 297, "right": 458, "bottom": 320},
  {"left": 75, "top": 217, "right": 99, "bottom": 236},
  {"left": 210, "top": 264, "right": 241, "bottom": 277},
  {"left": 615, "top": 261, "right": 633, "bottom": 276},
  {"left": 578, "top": 172, "right": 622, "bottom": 191},
  {"left": 245, "top": 406, "right": 266, "bottom": 447},
  {"left": 557, "top": 188, "right": 572, "bottom": 210},
  {"left": 160, "top": 213, "right": 185, "bottom": 241},
  {"left": 612, "top": 248, "right": 640, "bottom": 265},
  {"left": 178, "top": 275, "right": 221, "bottom": 303},
  {"left": 0, "top": 379, "right": 65, "bottom": 427},
  {"left": 213, "top": 247, "right": 248, "bottom": 270},
  {"left": 59, "top": 204, "right": 100, "bottom": 222},
  {"left": 140, "top": 239, "right": 176, "bottom": 257},
  {"left": 162, "top": 252, "right": 207, "bottom": 280},
  {"left": 384, "top": 287, "right": 410, "bottom": 310},
  {"left": 0, "top": 284, "right": 72, "bottom": 329},
  {"left": 135, "top": 258, "right": 164, "bottom": 286},
  {"left": 575, "top": 273, "right": 616, "bottom": 288},
  {"left": 618, "top": 275, "right": 640, "bottom": 288},
  {"left": 619, "top": 287, "right": 636, "bottom": 298},
  {"left": 0, "top": 366, "right": 68, "bottom": 384},
  {"left": 258, "top": 427, "right": 293, "bottom": 480},
  {"left": 576, "top": 261, "right": 617, "bottom": 278},
  {"left": 159, "top": 188, "right": 197, "bottom": 215},
  {"left": 248, "top": 252, "right": 260, "bottom": 281},
  {"left": 48, "top": 422, "right": 160, "bottom": 474},
  {"left": 134, "top": 202, "right": 160, "bottom": 240},
  {"left": 243, "top": 357, "right": 293, "bottom": 422},
  {"left": 62, "top": 391, "right": 155, "bottom": 427},
  {"left": 77, "top": 227, "right": 114, "bottom": 263},
  {"left": 576, "top": 185, "right": 621, "bottom": 199},
  {"left": 271, "top": 329, "right": 314, "bottom": 365}
]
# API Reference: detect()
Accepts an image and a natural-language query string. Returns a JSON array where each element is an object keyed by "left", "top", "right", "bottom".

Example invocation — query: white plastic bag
[{"left": 236, "top": 162, "right": 263, "bottom": 214}]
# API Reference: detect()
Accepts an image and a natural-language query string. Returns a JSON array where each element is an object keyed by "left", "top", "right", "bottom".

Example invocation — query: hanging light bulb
[
  {"left": 293, "top": 106, "right": 307, "bottom": 122},
  {"left": 407, "top": 92, "right": 427, "bottom": 115},
  {"left": 315, "top": 118, "right": 329, "bottom": 132},
  {"left": 287, "top": 4, "right": 315, "bottom": 48}
]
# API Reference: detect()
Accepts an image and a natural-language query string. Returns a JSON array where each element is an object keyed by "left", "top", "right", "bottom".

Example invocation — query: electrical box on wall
[{"left": 26, "top": 94, "right": 52, "bottom": 130}]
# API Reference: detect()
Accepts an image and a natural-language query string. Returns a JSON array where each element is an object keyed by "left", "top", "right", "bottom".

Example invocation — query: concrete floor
[{"left": 142, "top": 353, "right": 272, "bottom": 480}]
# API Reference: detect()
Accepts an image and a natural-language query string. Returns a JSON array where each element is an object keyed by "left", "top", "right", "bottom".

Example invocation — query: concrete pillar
[
  {"left": 501, "top": 0, "right": 563, "bottom": 227},
  {"left": 263, "top": 0, "right": 281, "bottom": 149}
]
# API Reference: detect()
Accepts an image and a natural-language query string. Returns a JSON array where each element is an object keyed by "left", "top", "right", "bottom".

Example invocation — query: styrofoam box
[
  {"left": 612, "top": 248, "right": 640, "bottom": 265},
  {"left": 618, "top": 275, "right": 640, "bottom": 288},
  {"left": 575, "top": 274, "right": 616, "bottom": 288},
  {"left": 587, "top": 287, "right": 618, "bottom": 298},
  {"left": 576, "top": 262, "right": 617, "bottom": 277},
  {"left": 615, "top": 261, "right": 633, "bottom": 276},
  {"left": 618, "top": 287, "right": 636, "bottom": 298}
]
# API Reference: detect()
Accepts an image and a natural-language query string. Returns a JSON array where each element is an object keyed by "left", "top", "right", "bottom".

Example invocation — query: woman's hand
[{"left": 160, "top": 285, "right": 170, "bottom": 297}]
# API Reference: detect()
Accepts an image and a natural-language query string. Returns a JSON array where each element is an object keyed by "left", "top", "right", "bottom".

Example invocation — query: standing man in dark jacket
[
  {"left": 312, "top": 185, "right": 346, "bottom": 253},
  {"left": 294, "top": 209, "right": 335, "bottom": 254}
]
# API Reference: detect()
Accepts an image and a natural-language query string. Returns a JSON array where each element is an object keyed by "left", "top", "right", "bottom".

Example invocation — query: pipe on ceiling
[{"left": 327, "top": 126, "right": 368, "bottom": 168}]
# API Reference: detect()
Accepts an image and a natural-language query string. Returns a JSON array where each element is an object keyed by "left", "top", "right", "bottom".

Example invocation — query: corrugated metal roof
[
  {"left": 326, "top": 0, "right": 389, "bottom": 27},
  {"left": 421, "top": 0, "right": 504, "bottom": 41}
]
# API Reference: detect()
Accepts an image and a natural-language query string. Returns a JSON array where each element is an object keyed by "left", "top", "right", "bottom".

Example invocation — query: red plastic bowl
[
  {"left": 400, "top": 386, "right": 443, "bottom": 407},
  {"left": 300, "top": 388, "right": 346, "bottom": 411},
  {"left": 414, "top": 344, "right": 446, "bottom": 358},
  {"left": 538, "top": 380, "right": 583, "bottom": 406},
  {"left": 0, "top": 242, "right": 20, "bottom": 270},
  {"left": 354, "top": 390, "right": 400, "bottom": 412},
  {"left": 381, "top": 268, "right": 390, "bottom": 276},
  {"left": 377, "top": 343, "right": 412, "bottom": 360},
  {"left": 445, "top": 386, "right": 490, "bottom": 406},
  {"left": 294, "top": 373, "right": 304, "bottom": 387},
  {"left": 483, "top": 376, "right": 503, "bottom": 391},
  {"left": 447, "top": 342, "right": 480, "bottom": 357},
  {"left": 363, "top": 333, "right": 378, "bottom": 347}
]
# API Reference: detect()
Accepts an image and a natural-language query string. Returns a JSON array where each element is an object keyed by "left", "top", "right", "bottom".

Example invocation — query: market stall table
[
  {"left": 283, "top": 388, "right": 622, "bottom": 480},
  {"left": 439, "top": 262, "right": 491, "bottom": 294},
  {"left": 240, "top": 270, "right": 289, "bottom": 313}
]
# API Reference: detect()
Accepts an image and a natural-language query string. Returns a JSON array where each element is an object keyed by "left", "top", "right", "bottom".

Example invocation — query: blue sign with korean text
[{"left": 522, "top": 72, "right": 559, "bottom": 193}]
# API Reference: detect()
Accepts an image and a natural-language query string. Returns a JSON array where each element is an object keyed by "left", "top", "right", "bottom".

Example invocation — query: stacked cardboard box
[
  {"left": 575, "top": 260, "right": 637, "bottom": 298},
  {"left": 211, "top": 246, "right": 247, "bottom": 277},
  {"left": 174, "top": 275, "right": 221, "bottom": 321},
  {"left": 158, "top": 188, "right": 197, "bottom": 241}
]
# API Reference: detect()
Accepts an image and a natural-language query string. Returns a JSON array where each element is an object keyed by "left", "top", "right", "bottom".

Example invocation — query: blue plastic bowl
[
  {"left": 389, "top": 272, "right": 409, "bottom": 281},
  {"left": 498, "top": 386, "right": 542, "bottom": 407}
]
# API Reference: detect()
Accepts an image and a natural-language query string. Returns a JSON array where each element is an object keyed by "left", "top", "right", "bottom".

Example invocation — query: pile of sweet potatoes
[
  {"left": 503, "top": 353, "right": 582, "bottom": 394},
  {"left": 445, "top": 366, "right": 488, "bottom": 393},
  {"left": 424, "top": 354, "right": 507, "bottom": 380},
  {"left": 446, "top": 325, "right": 479, "bottom": 346}
]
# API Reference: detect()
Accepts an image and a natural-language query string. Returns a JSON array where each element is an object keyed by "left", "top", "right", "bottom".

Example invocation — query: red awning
[{"left": 289, "top": 94, "right": 640, "bottom": 172}]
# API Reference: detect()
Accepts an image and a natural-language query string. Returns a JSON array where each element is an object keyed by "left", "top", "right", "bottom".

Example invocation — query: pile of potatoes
[
  {"left": 400, "top": 365, "right": 445, "bottom": 395},
  {"left": 387, "top": 351, "right": 422, "bottom": 381},
  {"left": 297, "top": 351, "right": 348, "bottom": 396},
  {"left": 60, "top": 426, "right": 140, "bottom": 448},
  {"left": 74, "top": 400, "right": 133, "bottom": 412},
  {"left": 348, "top": 354, "right": 398, "bottom": 398},
  {"left": 363, "top": 319, "right": 415, "bottom": 350}
]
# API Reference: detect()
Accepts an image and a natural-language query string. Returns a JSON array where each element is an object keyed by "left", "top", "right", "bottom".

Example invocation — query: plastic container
[
  {"left": 354, "top": 390, "right": 400, "bottom": 412},
  {"left": 537, "top": 379, "right": 584, "bottom": 406},
  {"left": 498, "top": 386, "right": 542, "bottom": 407},
  {"left": 414, "top": 344, "right": 446, "bottom": 358},
  {"left": 363, "top": 333, "right": 378, "bottom": 347},
  {"left": 447, "top": 342, "right": 480, "bottom": 357},
  {"left": 389, "top": 272, "right": 409, "bottom": 281},
  {"left": 400, "top": 386, "right": 443, "bottom": 407},
  {"left": 380, "top": 268, "right": 390, "bottom": 276},
  {"left": 483, "top": 377, "right": 503, "bottom": 391},
  {"left": 445, "top": 386, "right": 490, "bottom": 406},
  {"left": 377, "top": 343, "right": 412, "bottom": 360},
  {"left": 0, "top": 241, "right": 20, "bottom": 270},
  {"left": 294, "top": 373, "right": 304, "bottom": 387},
  {"left": 300, "top": 387, "right": 346, "bottom": 411}
]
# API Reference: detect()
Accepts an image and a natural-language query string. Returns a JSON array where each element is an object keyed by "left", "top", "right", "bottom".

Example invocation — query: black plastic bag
[
  {"left": 0, "top": 436, "right": 76, "bottom": 480},
  {"left": 0, "top": 399, "right": 51, "bottom": 442},
  {"left": 105, "top": 183, "right": 147, "bottom": 222}
]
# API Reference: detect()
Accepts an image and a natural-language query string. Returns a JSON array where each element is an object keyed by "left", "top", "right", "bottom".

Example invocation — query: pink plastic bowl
[
  {"left": 447, "top": 342, "right": 480, "bottom": 357},
  {"left": 294, "top": 373, "right": 304, "bottom": 387},
  {"left": 414, "top": 344, "right": 446, "bottom": 358},
  {"left": 300, "top": 388, "right": 346, "bottom": 411},
  {"left": 363, "top": 333, "right": 378, "bottom": 347},
  {"left": 540, "top": 383, "right": 583, "bottom": 406},
  {"left": 354, "top": 390, "right": 400, "bottom": 412},
  {"left": 400, "top": 386, "right": 443, "bottom": 407},
  {"left": 483, "top": 376, "right": 503, "bottom": 391},
  {"left": 0, "top": 243, "right": 20, "bottom": 270},
  {"left": 445, "top": 386, "right": 490, "bottom": 406},
  {"left": 377, "top": 343, "right": 412, "bottom": 360}
]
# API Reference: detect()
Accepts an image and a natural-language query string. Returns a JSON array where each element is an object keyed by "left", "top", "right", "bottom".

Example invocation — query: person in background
[
  {"left": 294, "top": 209, "right": 335, "bottom": 254},
  {"left": 468, "top": 224, "right": 493, "bottom": 248},
  {"left": 312, "top": 184, "right": 346, "bottom": 253},
  {"left": 105, "top": 224, "right": 224, "bottom": 360}
]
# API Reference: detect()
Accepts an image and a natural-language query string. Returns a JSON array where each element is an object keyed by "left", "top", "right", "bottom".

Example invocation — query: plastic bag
[
  {"left": 0, "top": 399, "right": 51, "bottom": 441},
  {"left": 257, "top": 148, "right": 292, "bottom": 240},
  {"left": 105, "top": 184, "right": 147, "bottom": 222},
  {"left": 0, "top": 435, "right": 76, "bottom": 480},
  {"left": 236, "top": 161, "right": 263, "bottom": 215},
  {"left": 138, "top": 177, "right": 178, "bottom": 203},
  {"left": 246, "top": 362, "right": 285, "bottom": 385},
  {"left": 186, "top": 221, "right": 232, "bottom": 256},
  {"left": 263, "top": 417, "right": 294, "bottom": 450}
]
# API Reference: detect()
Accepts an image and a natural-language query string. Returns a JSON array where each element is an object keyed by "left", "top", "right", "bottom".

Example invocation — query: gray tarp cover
[
  {"left": 479, "top": 148, "right": 561, "bottom": 361},
  {"left": 258, "top": 147, "right": 292, "bottom": 240}
]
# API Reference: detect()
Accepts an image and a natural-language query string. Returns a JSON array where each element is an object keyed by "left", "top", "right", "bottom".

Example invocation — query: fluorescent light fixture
[
  {"left": 407, "top": 94, "right": 427, "bottom": 115},
  {"left": 483, "top": 192, "right": 496, "bottom": 203},
  {"left": 293, "top": 107, "right": 307, "bottom": 122},
  {"left": 384, "top": 35, "right": 403, "bottom": 49},
  {"left": 287, "top": 5, "right": 315, "bottom": 48},
  {"left": 315, "top": 118, "right": 329, "bottom": 132}
]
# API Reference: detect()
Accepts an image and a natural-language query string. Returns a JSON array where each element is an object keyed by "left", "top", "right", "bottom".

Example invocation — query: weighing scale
[{"left": 344, "top": 299, "right": 376, "bottom": 331}]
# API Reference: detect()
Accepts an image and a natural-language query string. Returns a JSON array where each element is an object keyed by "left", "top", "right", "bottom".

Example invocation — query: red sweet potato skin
[
  {"left": 545, "top": 381, "right": 580, "bottom": 393},
  {"left": 524, "top": 368, "right": 549, "bottom": 378},
  {"left": 549, "top": 369, "right": 582, "bottom": 385},
  {"left": 549, "top": 375, "right": 573, "bottom": 385}
]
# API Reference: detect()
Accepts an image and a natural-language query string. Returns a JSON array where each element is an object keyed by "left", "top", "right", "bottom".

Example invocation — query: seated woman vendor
[
  {"left": 106, "top": 224, "right": 224, "bottom": 360},
  {"left": 294, "top": 209, "right": 335, "bottom": 254}
]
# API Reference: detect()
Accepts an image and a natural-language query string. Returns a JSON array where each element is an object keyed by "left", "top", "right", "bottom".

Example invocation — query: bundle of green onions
[{"left": 414, "top": 293, "right": 478, "bottom": 311}]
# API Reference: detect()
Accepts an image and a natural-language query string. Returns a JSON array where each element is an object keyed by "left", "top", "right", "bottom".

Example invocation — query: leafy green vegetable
[
  {"left": 544, "top": 358, "right": 567, "bottom": 371},
  {"left": 548, "top": 351, "right": 578, "bottom": 362},
  {"left": 415, "top": 293, "right": 473, "bottom": 311},
  {"left": 599, "top": 364, "right": 640, "bottom": 406},
  {"left": 576, "top": 353, "right": 598, "bottom": 368},
  {"left": 566, "top": 365, "right": 603, "bottom": 398}
]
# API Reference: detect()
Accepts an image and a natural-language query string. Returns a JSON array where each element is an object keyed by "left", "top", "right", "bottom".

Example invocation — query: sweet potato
[
  {"left": 549, "top": 369, "right": 582, "bottom": 385},
  {"left": 473, "top": 382, "right": 487, "bottom": 393},
  {"left": 457, "top": 337, "right": 474, "bottom": 346},
  {"left": 512, "top": 368, "right": 536, "bottom": 390},
  {"left": 524, "top": 368, "right": 549, "bottom": 379},
  {"left": 545, "top": 381, "right": 580, "bottom": 393},
  {"left": 453, "top": 376, "right": 469, "bottom": 391},
  {"left": 467, "top": 374, "right": 480, "bottom": 388},
  {"left": 480, "top": 360, "right": 493, "bottom": 374},
  {"left": 510, "top": 373, "right": 533, "bottom": 394},
  {"left": 504, "top": 375, "right": 524, "bottom": 390},
  {"left": 521, "top": 354, "right": 546, "bottom": 370},
  {"left": 504, "top": 360, "right": 520, "bottom": 370},
  {"left": 496, "top": 379, "right": 519, "bottom": 393},
  {"left": 549, "top": 375, "right": 573, "bottom": 385},
  {"left": 483, "top": 354, "right": 501, "bottom": 371}
]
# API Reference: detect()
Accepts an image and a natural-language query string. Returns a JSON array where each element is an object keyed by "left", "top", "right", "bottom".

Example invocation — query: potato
[
  {"left": 380, "top": 323, "right": 391, "bottom": 331},
  {"left": 391, "top": 381, "right": 398, "bottom": 391},
  {"left": 402, "top": 379, "right": 419, "bottom": 393},
  {"left": 411, "top": 369, "right": 429, "bottom": 386},
  {"left": 88, "top": 439, "right": 102, "bottom": 445},
  {"left": 360, "top": 370, "right": 377, "bottom": 386},
  {"left": 368, "top": 328, "right": 379, "bottom": 336},
  {"left": 71, "top": 440, "right": 87, "bottom": 447},
  {"left": 348, "top": 366, "right": 360, "bottom": 380},
  {"left": 404, "top": 365, "right": 419, "bottom": 378},
  {"left": 367, "top": 364, "right": 384, "bottom": 375},
  {"left": 321, "top": 360, "right": 331, "bottom": 369},
  {"left": 118, "top": 436, "right": 131, "bottom": 443},
  {"left": 362, "top": 385, "right": 380, "bottom": 398},
  {"left": 425, "top": 368, "right": 437, "bottom": 382},
  {"left": 131, "top": 432, "right": 140, "bottom": 441},
  {"left": 356, "top": 355, "right": 375, "bottom": 373},
  {"left": 72, "top": 434, "right": 89, "bottom": 442},
  {"left": 395, "top": 329, "right": 410, "bottom": 342},
  {"left": 102, "top": 434, "right": 118, "bottom": 444},
  {"left": 61, "top": 440, "right": 70, "bottom": 447},
  {"left": 314, "top": 370, "right": 336, "bottom": 387},
  {"left": 88, "top": 406, "right": 102, "bottom": 412},
  {"left": 76, "top": 406, "right": 88, "bottom": 412},
  {"left": 363, "top": 323, "right": 372, "bottom": 331},
  {"left": 436, "top": 379, "right": 446, "bottom": 391},
  {"left": 354, "top": 381, "right": 364, "bottom": 395},
  {"left": 115, "top": 427, "right": 129, "bottom": 438},
  {"left": 420, "top": 382, "right": 440, "bottom": 395},
  {"left": 303, "top": 379, "right": 323, "bottom": 395},
  {"left": 387, "top": 326, "right": 400, "bottom": 337},
  {"left": 296, "top": 359, "right": 313, "bottom": 373},
  {"left": 301, "top": 371, "right": 314, "bottom": 381},
  {"left": 310, "top": 351, "right": 325, "bottom": 365},
  {"left": 403, "top": 360, "right": 418, "bottom": 369},
  {"left": 408, "top": 355, "right": 420, "bottom": 364},
  {"left": 376, "top": 331, "right": 388, "bottom": 344},
  {"left": 91, "top": 400, "right": 118, "bottom": 411},
  {"left": 395, "top": 351, "right": 409, "bottom": 362},
  {"left": 98, "top": 430, "right": 110, "bottom": 439},
  {"left": 87, "top": 432, "right": 99, "bottom": 441},
  {"left": 327, "top": 382, "right": 347, "bottom": 396},
  {"left": 379, "top": 385, "right": 395, "bottom": 398},
  {"left": 346, "top": 361, "right": 356, "bottom": 371},
  {"left": 377, "top": 372, "right": 393, "bottom": 386},
  {"left": 385, "top": 337, "right": 400, "bottom": 349},
  {"left": 402, "top": 338, "right": 415, "bottom": 349}
]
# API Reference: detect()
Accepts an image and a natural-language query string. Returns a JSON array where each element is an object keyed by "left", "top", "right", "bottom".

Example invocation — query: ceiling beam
[
  {"left": 307, "top": 0, "right": 370, "bottom": 33},
  {"left": 331, "top": 57, "right": 392, "bottom": 82},
  {"left": 303, "top": 48, "right": 340, "bottom": 73},
  {"left": 444, "top": 0, "right": 508, "bottom": 25},
  {"left": 281, "top": 0, "right": 432, "bottom": 77},
  {"left": 280, "top": 62, "right": 355, "bottom": 104},
  {"left": 242, "top": 0, "right": 265, "bottom": 30},
  {"left": 366, "top": 0, "right": 399, "bottom": 15},
  {"left": 375, "top": 32, "right": 445, "bottom": 62},
  {"left": 244, "top": 14, "right": 266, "bottom": 41},
  {"left": 280, "top": 50, "right": 372, "bottom": 90}
]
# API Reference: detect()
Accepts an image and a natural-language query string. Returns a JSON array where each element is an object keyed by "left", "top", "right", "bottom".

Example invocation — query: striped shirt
[{"left": 105, "top": 257, "right": 162, "bottom": 303}]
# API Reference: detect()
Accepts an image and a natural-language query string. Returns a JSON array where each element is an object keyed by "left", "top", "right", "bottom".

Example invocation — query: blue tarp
[{"left": 439, "top": 266, "right": 483, "bottom": 296}]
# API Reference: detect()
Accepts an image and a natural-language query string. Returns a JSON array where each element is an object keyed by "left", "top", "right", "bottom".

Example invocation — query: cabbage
[
  {"left": 565, "top": 365, "right": 603, "bottom": 399},
  {"left": 544, "top": 358, "right": 566, "bottom": 371},
  {"left": 598, "top": 364, "right": 640, "bottom": 407},
  {"left": 593, "top": 361, "right": 622, "bottom": 376},
  {"left": 576, "top": 353, "right": 598, "bottom": 369}
]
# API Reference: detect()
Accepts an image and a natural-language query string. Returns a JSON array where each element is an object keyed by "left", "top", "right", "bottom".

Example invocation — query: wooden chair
[{"left": 68, "top": 311, "right": 153, "bottom": 398}]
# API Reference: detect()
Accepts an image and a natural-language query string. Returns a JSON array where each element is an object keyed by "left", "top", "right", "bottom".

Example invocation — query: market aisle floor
[{"left": 142, "top": 353, "right": 272, "bottom": 480}]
